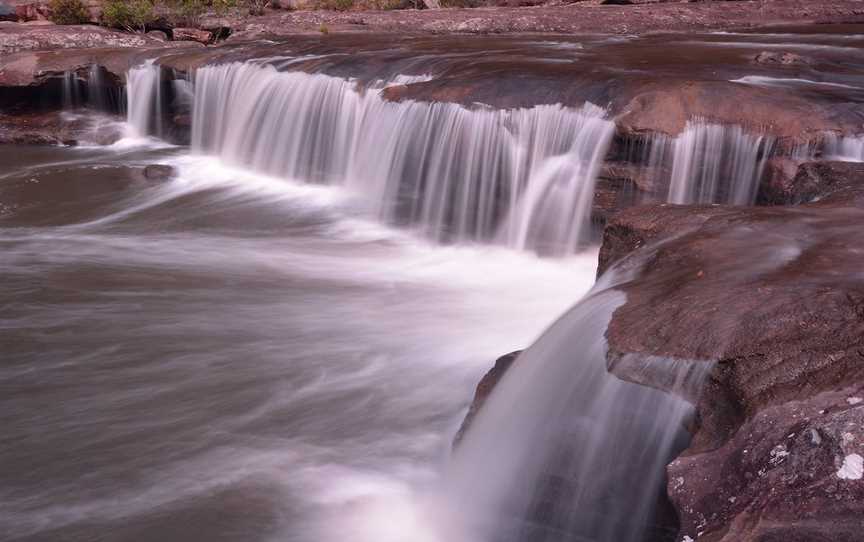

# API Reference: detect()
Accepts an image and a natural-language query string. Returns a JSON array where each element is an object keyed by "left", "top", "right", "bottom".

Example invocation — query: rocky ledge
[
  {"left": 600, "top": 161, "right": 864, "bottom": 541},
  {"left": 460, "top": 160, "right": 864, "bottom": 541}
]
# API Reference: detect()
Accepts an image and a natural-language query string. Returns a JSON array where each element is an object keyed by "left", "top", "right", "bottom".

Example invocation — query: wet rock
[
  {"left": 591, "top": 175, "right": 640, "bottom": 226},
  {"left": 758, "top": 160, "right": 864, "bottom": 206},
  {"left": 0, "top": 110, "right": 82, "bottom": 144},
  {"left": 453, "top": 351, "right": 520, "bottom": 446},
  {"left": 614, "top": 80, "right": 859, "bottom": 139},
  {"left": 143, "top": 164, "right": 177, "bottom": 181},
  {"left": 756, "top": 156, "right": 806, "bottom": 205},
  {"left": 669, "top": 386, "right": 864, "bottom": 542},
  {"left": 597, "top": 203, "right": 718, "bottom": 278},
  {"left": 173, "top": 27, "right": 211, "bottom": 45},
  {"left": 599, "top": 171, "right": 864, "bottom": 539}
]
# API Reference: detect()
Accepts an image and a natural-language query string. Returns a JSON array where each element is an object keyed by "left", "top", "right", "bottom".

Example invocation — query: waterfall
[
  {"left": 442, "top": 267, "right": 706, "bottom": 542},
  {"left": 824, "top": 133, "right": 864, "bottom": 162},
  {"left": 126, "top": 61, "right": 163, "bottom": 138},
  {"left": 667, "top": 120, "right": 774, "bottom": 205},
  {"left": 191, "top": 62, "right": 615, "bottom": 254},
  {"left": 61, "top": 71, "right": 81, "bottom": 109}
]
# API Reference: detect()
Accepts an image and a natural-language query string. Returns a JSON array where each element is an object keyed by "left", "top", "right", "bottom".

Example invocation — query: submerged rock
[
  {"left": 752, "top": 51, "right": 814, "bottom": 66},
  {"left": 143, "top": 164, "right": 177, "bottom": 181}
]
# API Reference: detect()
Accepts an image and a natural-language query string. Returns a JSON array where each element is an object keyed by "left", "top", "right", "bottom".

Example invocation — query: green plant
[
  {"left": 246, "top": 0, "right": 271, "bottom": 15},
  {"left": 316, "top": 0, "right": 352, "bottom": 10},
  {"left": 318, "top": 22, "right": 329, "bottom": 33},
  {"left": 48, "top": 0, "right": 89, "bottom": 25},
  {"left": 102, "top": 0, "right": 156, "bottom": 32}
]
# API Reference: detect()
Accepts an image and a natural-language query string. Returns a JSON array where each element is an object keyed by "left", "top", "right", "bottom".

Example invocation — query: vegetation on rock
[
  {"left": 101, "top": 0, "right": 155, "bottom": 32},
  {"left": 48, "top": 0, "right": 90, "bottom": 24}
]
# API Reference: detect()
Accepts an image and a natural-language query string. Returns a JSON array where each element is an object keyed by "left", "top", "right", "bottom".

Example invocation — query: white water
[
  {"left": 731, "top": 75, "right": 862, "bottom": 90},
  {"left": 1, "top": 144, "right": 601, "bottom": 542},
  {"left": 189, "top": 62, "right": 615, "bottom": 254},
  {"left": 126, "top": 61, "right": 163, "bottom": 138},
  {"left": 667, "top": 120, "right": 774, "bottom": 205},
  {"left": 824, "top": 134, "right": 864, "bottom": 162},
  {"left": 436, "top": 269, "right": 701, "bottom": 542}
]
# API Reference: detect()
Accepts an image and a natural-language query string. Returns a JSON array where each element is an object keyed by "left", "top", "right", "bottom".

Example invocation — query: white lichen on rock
[
  {"left": 837, "top": 454, "right": 864, "bottom": 480},
  {"left": 847, "top": 397, "right": 863, "bottom": 405},
  {"left": 769, "top": 444, "right": 790, "bottom": 466}
]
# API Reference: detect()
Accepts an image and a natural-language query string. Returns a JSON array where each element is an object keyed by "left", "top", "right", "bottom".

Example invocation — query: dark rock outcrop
[
  {"left": 142, "top": 164, "right": 177, "bottom": 181},
  {"left": 453, "top": 350, "right": 520, "bottom": 446},
  {"left": 0, "top": 110, "right": 121, "bottom": 145},
  {"left": 760, "top": 160, "right": 864, "bottom": 205}
]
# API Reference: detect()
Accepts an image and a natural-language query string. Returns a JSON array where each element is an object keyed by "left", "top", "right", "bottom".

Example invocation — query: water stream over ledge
[{"left": 4, "top": 24, "right": 864, "bottom": 542}]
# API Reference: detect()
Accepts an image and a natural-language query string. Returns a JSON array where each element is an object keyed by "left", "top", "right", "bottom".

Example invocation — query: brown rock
[
  {"left": 0, "top": 21, "right": 147, "bottom": 54},
  {"left": 614, "top": 80, "right": 859, "bottom": 139},
  {"left": 452, "top": 351, "right": 520, "bottom": 446},
  {"left": 598, "top": 171, "right": 864, "bottom": 539},
  {"left": 173, "top": 27, "right": 212, "bottom": 45}
]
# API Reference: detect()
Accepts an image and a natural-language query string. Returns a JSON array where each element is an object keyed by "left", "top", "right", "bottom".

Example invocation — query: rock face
[
  {"left": 759, "top": 161, "right": 864, "bottom": 206},
  {"left": 0, "top": 21, "right": 148, "bottom": 54},
  {"left": 0, "top": 110, "right": 122, "bottom": 145},
  {"left": 599, "top": 165, "right": 864, "bottom": 541},
  {"left": 612, "top": 80, "right": 861, "bottom": 141}
]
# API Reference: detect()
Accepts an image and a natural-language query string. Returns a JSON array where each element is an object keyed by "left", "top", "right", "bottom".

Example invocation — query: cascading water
[
  {"left": 824, "top": 133, "right": 864, "bottom": 162},
  {"left": 190, "top": 62, "right": 615, "bottom": 254},
  {"left": 666, "top": 120, "right": 774, "bottom": 205},
  {"left": 61, "top": 71, "right": 83, "bottom": 109},
  {"left": 440, "top": 265, "right": 707, "bottom": 542},
  {"left": 126, "top": 61, "right": 163, "bottom": 138}
]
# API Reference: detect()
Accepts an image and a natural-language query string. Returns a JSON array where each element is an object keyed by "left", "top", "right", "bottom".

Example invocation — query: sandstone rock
[
  {"left": 591, "top": 175, "right": 640, "bottom": 226},
  {"left": 779, "top": 161, "right": 864, "bottom": 205},
  {"left": 0, "top": 22, "right": 147, "bottom": 55},
  {"left": 173, "top": 27, "right": 211, "bottom": 45},
  {"left": 614, "top": 80, "right": 860, "bottom": 139},
  {"left": 599, "top": 173, "right": 864, "bottom": 540},
  {"left": 756, "top": 156, "right": 805, "bottom": 205}
]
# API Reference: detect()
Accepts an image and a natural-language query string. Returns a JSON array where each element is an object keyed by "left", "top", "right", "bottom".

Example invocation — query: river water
[{"left": 0, "top": 140, "right": 597, "bottom": 542}]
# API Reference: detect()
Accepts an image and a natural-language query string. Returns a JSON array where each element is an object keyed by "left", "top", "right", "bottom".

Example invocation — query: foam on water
[{"left": 1, "top": 144, "right": 599, "bottom": 542}]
